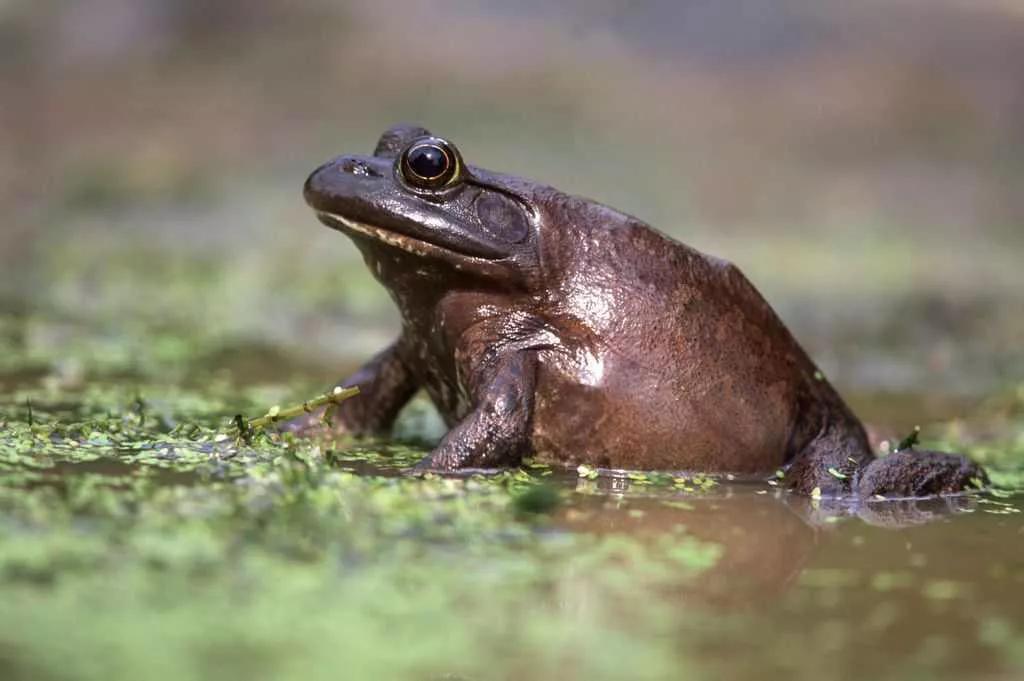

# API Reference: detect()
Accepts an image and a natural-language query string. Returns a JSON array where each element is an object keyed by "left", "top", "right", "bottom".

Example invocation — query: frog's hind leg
[
  {"left": 785, "top": 422, "right": 987, "bottom": 499},
  {"left": 783, "top": 391, "right": 988, "bottom": 498},
  {"left": 783, "top": 420, "right": 874, "bottom": 497},
  {"left": 854, "top": 450, "right": 987, "bottom": 499}
]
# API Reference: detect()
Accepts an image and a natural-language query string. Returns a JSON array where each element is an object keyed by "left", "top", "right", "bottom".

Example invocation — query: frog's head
[{"left": 305, "top": 125, "right": 550, "bottom": 290}]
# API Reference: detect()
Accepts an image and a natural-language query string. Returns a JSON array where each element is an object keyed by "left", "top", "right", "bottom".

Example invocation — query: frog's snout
[
  {"left": 302, "top": 159, "right": 333, "bottom": 207},
  {"left": 305, "top": 155, "right": 389, "bottom": 206}
]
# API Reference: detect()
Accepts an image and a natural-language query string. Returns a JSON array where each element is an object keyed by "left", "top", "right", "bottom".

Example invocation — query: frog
[{"left": 297, "top": 124, "right": 986, "bottom": 498}]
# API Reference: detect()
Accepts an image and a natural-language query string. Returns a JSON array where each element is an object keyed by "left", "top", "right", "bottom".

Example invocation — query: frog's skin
[{"left": 299, "top": 124, "right": 986, "bottom": 498}]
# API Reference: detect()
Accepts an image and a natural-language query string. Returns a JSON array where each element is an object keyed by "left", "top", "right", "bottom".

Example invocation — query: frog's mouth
[{"left": 316, "top": 210, "right": 493, "bottom": 265}]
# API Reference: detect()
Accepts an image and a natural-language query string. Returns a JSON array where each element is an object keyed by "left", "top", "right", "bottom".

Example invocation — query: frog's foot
[
  {"left": 410, "top": 420, "right": 528, "bottom": 473},
  {"left": 784, "top": 423, "right": 874, "bottom": 497},
  {"left": 785, "top": 458, "right": 856, "bottom": 497},
  {"left": 854, "top": 450, "right": 987, "bottom": 499}
]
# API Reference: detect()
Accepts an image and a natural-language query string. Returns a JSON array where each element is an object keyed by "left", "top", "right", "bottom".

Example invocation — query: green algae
[
  {"left": 0, "top": 320, "right": 730, "bottom": 680},
  {"left": 1, "top": 314, "right": 1024, "bottom": 681}
]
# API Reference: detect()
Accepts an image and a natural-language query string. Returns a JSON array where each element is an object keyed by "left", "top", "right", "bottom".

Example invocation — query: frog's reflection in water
[{"left": 555, "top": 476, "right": 977, "bottom": 608}]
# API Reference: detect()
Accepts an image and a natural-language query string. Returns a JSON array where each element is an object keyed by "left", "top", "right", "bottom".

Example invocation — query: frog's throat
[{"left": 316, "top": 210, "right": 488, "bottom": 266}]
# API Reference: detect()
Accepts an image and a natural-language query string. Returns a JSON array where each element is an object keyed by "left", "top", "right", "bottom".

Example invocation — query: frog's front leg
[
  {"left": 289, "top": 337, "right": 419, "bottom": 436},
  {"left": 416, "top": 351, "right": 537, "bottom": 471}
]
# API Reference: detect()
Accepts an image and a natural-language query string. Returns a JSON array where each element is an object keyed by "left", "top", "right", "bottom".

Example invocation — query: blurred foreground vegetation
[{"left": 1, "top": 300, "right": 1024, "bottom": 680}]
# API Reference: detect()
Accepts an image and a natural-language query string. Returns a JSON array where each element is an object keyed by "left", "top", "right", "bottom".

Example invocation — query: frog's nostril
[{"left": 341, "top": 158, "right": 382, "bottom": 178}]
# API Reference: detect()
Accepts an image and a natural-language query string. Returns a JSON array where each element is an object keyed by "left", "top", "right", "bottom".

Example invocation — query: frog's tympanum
[{"left": 300, "top": 124, "right": 985, "bottom": 498}]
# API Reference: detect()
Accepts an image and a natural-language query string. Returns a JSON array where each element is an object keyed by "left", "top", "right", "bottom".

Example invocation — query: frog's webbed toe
[{"left": 855, "top": 450, "right": 987, "bottom": 499}]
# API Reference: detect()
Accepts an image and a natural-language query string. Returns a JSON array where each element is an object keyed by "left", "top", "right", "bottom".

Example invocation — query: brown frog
[{"left": 299, "top": 124, "right": 986, "bottom": 498}]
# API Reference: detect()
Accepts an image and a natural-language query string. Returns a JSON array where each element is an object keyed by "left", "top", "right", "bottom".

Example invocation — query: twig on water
[{"left": 233, "top": 386, "right": 360, "bottom": 443}]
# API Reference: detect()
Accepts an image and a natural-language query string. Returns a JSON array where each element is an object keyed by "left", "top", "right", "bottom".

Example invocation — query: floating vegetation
[
  {"left": 827, "top": 466, "right": 849, "bottom": 480},
  {"left": 0, "top": 314, "right": 1023, "bottom": 681},
  {"left": 895, "top": 426, "right": 922, "bottom": 453},
  {"left": 240, "top": 385, "right": 360, "bottom": 435}
]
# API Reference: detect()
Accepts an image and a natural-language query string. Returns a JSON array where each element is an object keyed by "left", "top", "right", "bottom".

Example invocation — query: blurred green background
[{"left": 3, "top": 0, "right": 1023, "bottom": 397}]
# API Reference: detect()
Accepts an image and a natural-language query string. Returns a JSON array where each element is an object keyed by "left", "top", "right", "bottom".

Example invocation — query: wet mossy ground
[
  {"left": 2, "top": 311, "right": 1024, "bottom": 681},
  {"left": 0, "top": 312, "right": 726, "bottom": 680}
]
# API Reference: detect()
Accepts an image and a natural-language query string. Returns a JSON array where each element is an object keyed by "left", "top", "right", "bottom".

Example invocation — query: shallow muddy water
[
  {"left": 0, "top": 314, "right": 1022, "bottom": 681},
  {"left": 1, "top": 390, "right": 1022, "bottom": 681},
  {"left": 558, "top": 477, "right": 1024, "bottom": 680},
  {"left": 332, "top": 455, "right": 1024, "bottom": 679}
]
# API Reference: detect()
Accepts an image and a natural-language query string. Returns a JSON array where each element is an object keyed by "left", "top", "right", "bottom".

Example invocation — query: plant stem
[{"left": 247, "top": 386, "right": 360, "bottom": 430}]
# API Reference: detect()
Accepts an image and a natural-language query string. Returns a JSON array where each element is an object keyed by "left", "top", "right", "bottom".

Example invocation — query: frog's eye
[{"left": 399, "top": 138, "right": 461, "bottom": 190}]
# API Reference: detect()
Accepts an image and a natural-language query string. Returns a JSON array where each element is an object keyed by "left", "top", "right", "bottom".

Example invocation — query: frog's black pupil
[{"left": 407, "top": 145, "right": 448, "bottom": 180}]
